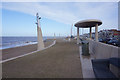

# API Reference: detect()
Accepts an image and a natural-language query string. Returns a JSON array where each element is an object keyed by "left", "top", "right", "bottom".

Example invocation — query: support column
[
  {"left": 95, "top": 24, "right": 98, "bottom": 42},
  {"left": 77, "top": 27, "right": 80, "bottom": 44},
  {"left": 90, "top": 27, "right": 92, "bottom": 40}
]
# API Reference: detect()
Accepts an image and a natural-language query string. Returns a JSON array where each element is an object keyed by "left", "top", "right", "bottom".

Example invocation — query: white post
[
  {"left": 71, "top": 24, "right": 73, "bottom": 37},
  {"left": 36, "top": 13, "right": 45, "bottom": 50},
  {"left": 77, "top": 27, "right": 80, "bottom": 44},
  {"left": 74, "top": 27, "right": 75, "bottom": 36},
  {"left": 54, "top": 33, "right": 56, "bottom": 40},
  {"left": 95, "top": 24, "right": 98, "bottom": 42},
  {"left": 90, "top": 27, "right": 92, "bottom": 40}
]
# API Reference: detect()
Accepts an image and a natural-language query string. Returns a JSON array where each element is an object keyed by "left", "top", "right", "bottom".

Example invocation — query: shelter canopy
[{"left": 74, "top": 19, "right": 102, "bottom": 28}]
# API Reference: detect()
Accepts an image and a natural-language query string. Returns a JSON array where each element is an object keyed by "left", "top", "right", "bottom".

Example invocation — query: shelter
[{"left": 74, "top": 19, "right": 102, "bottom": 44}]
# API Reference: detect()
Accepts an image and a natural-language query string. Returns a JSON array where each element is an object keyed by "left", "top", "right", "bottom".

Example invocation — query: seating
[{"left": 91, "top": 57, "right": 120, "bottom": 79}]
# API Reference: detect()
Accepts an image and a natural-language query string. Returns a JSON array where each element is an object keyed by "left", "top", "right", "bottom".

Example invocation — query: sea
[{"left": 0, "top": 36, "right": 54, "bottom": 50}]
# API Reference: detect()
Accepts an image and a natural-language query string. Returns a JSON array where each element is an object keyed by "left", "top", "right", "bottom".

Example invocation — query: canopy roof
[{"left": 74, "top": 19, "right": 102, "bottom": 28}]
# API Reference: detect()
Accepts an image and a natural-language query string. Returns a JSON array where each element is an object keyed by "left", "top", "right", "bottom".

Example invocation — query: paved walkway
[
  {"left": 2, "top": 39, "right": 83, "bottom": 78},
  {"left": 79, "top": 46, "right": 95, "bottom": 78}
]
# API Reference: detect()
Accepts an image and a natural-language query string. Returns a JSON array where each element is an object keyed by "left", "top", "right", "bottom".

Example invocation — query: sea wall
[
  {"left": 88, "top": 40, "right": 120, "bottom": 77},
  {"left": 88, "top": 40, "right": 119, "bottom": 59}
]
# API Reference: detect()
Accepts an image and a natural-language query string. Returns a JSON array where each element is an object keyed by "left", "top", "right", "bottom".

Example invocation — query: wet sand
[
  {"left": 2, "top": 39, "right": 83, "bottom": 78},
  {"left": 1, "top": 39, "right": 54, "bottom": 60}
]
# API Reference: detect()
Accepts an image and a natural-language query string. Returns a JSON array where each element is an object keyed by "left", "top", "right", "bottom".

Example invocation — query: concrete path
[
  {"left": 79, "top": 46, "right": 95, "bottom": 78},
  {"left": 2, "top": 39, "right": 83, "bottom": 78}
]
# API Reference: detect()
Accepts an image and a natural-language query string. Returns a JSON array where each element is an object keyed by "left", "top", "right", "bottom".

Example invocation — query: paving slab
[{"left": 2, "top": 39, "right": 83, "bottom": 78}]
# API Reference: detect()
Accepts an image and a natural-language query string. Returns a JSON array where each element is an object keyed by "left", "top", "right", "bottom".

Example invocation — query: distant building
[
  {"left": 81, "top": 29, "right": 119, "bottom": 40},
  {"left": 108, "top": 29, "right": 120, "bottom": 38},
  {"left": 99, "top": 29, "right": 120, "bottom": 39}
]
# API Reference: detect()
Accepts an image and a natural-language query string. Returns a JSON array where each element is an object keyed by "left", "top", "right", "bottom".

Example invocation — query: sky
[{"left": 1, "top": 2, "right": 118, "bottom": 37}]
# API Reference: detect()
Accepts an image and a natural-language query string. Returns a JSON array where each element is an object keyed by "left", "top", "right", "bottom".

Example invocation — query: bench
[{"left": 91, "top": 57, "right": 120, "bottom": 79}]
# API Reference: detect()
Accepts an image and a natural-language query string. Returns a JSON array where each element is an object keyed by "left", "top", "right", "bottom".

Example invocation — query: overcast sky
[{"left": 1, "top": 2, "right": 118, "bottom": 36}]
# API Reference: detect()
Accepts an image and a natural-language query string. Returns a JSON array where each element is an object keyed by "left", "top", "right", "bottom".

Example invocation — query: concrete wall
[
  {"left": 89, "top": 40, "right": 120, "bottom": 77},
  {"left": 89, "top": 40, "right": 120, "bottom": 59}
]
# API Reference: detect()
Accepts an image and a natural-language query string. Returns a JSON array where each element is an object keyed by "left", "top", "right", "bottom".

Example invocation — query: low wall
[
  {"left": 89, "top": 40, "right": 120, "bottom": 77},
  {"left": 89, "top": 40, "right": 120, "bottom": 59}
]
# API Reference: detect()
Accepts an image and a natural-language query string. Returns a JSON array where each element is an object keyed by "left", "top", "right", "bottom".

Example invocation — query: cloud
[
  {"left": 1, "top": 2, "right": 118, "bottom": 31},
  {"left": 2, "top": 2, "right": 79, "bottom": 24},
  {"left": 1, "top": 0, "right": 119, "bottom": 2},
  {"left": 73, "top": 2, "right": 118, "bottom": 29}
]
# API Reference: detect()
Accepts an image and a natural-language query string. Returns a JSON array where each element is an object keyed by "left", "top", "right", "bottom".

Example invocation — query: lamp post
[
  {"left": 54, "top": 33, "right": 56, "bottom": 40},
  {"left": 36, "top": 13, "right": 44, "bottom": 51},
  {"left": 77, "top": 27, "right": 80, "bottom": 44}
]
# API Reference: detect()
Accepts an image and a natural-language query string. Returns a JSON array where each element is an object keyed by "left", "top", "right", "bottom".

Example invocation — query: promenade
[{"left": 2, "top": 39, "right": 83, "bottom": 78}]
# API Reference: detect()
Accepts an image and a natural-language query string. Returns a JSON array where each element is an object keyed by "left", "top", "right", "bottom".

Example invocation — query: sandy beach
[
  {"left": 2, "top": 39, "right": 83, "bottom": 78},
  {"left": 1, "top": 39, "right": 54, "bottom": 60}
]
